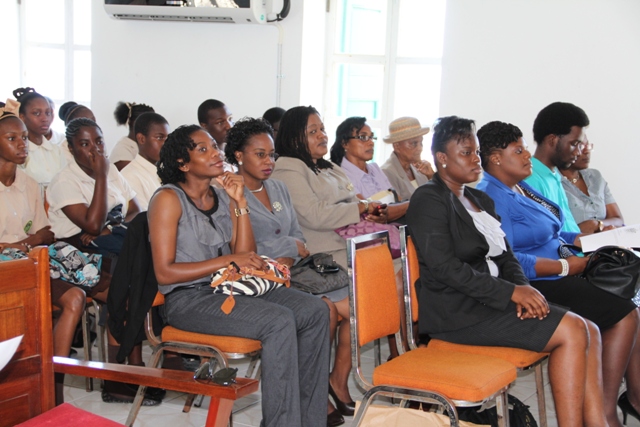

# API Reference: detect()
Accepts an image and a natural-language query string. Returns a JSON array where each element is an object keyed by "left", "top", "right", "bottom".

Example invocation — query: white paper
[
  {"left": 580, "top": 224, "right": 640, "bottom": 253},
  {"left": 0, "top": 335, "right": 23, "bottom": 371}
]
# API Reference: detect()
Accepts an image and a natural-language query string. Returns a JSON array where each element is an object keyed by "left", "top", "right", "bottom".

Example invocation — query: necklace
[
  {"left": 249, "top": 184, "right": 264, "bottom": 193},
  {"left": 570, "top": 175, "right": 580, "bottom": 184},
  {"left": 514, "top": 184, "right": 526, "bottom": 196}
]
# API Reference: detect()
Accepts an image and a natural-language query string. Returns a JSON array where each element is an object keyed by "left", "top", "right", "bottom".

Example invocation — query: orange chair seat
[
  {"left": 428, "top": 339, "right": 548, "bottom": 369},
  {"left": 161, "top": 326, "right": 262, "bottom": 354},
  {"left": 373, "top": 347, "right": 516, "bottom": 403}
]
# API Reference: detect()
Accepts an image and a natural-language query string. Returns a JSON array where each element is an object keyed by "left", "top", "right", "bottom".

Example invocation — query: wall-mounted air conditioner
[{"left": 104, "top": 0, "right": 288, "bottom": 24}]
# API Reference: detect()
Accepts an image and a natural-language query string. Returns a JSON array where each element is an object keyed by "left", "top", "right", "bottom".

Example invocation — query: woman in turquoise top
[{"left": 477, "top": 120, "right": 640, "bottom": 427}]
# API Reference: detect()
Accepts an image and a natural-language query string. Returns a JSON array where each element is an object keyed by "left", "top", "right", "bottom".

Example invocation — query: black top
[{"left": 406, "top": 173, "right": 527, "bottom": 335}]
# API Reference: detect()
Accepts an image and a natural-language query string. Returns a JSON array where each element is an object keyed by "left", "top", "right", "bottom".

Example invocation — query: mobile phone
[{"left": 374, "top": 204, "right": 387, "bottom": 215}]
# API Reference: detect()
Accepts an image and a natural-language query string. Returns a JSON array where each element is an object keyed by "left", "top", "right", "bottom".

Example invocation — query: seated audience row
[{"left": 5, "top": 88, "right": 637, "bottom": 427}]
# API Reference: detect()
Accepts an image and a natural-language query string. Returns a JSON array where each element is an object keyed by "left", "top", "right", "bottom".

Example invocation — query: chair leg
[
  {"left": 125, "top": 383, "right": 148, "bottom": 427},
  {"left": 183, "top": 394, "right": 197, "bottom": 413},
  {"left": 534, "top": 364, "right": 547, "bottom": 427},
  {"left": 373, "top": 338, "right": 381, "bottom": 367},
  {"left": 92, "top": 300, "right": 107, "bottom": 363},
  {"left": 245, "top": 355, "right": 260, "bottom": 378},
  {"left": 495, "top": 391, "right": 510, "bottom": 427},
  {"left": 125, "top": 348, "right": 164, "bottom": 426},
  {"left": 81, "top": 305, "right": 93, "bottom": 392}
]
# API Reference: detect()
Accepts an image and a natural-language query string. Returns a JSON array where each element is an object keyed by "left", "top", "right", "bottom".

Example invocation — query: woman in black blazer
[{"left": 406, "top": 116, "right": 607, "bottom": 427}]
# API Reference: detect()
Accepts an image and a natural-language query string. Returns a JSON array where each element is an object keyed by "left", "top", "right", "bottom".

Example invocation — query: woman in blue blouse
[{"left": 476, "top": 120, "right": 640, "bottom": 427}]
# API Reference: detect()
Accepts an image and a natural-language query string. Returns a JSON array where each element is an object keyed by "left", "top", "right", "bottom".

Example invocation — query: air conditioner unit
[{"left": 104, "top": 0, "right": 286, "bottom": 24}]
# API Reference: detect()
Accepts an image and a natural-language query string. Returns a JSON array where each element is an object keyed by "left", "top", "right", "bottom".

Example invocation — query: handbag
[
  {"left": 457, "top": 394, "right": 537, "bottom": 427},
  {"left": 210, "top": 256, "right": 291, "bottom": 314},
  {"left": 0, "top": 242, "right": 102, "bottom": 290},
  {"left": 289, "top": 253, "right": 350, "bottom": 294},
  {"left": 582, "top": 245, "right": 640, "bottom": 299},
  {"left": 335, "top": 214, "right": 402, "bottom": 258}
]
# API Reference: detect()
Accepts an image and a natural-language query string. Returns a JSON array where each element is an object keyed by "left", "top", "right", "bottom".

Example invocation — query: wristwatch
[
  {"left": 359, "top": 199, "right": 369, "bottom": 212},
  {"left": 234, "top": 206, "right": 251, "bottom": 217},
  {"left": 597, "top": 220, "right": 604, "bottom": 232}
]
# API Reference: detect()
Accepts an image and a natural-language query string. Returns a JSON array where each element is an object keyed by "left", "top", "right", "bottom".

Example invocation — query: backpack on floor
[{"left": 457, "top": 394, "right": 538, "bottom": 427}]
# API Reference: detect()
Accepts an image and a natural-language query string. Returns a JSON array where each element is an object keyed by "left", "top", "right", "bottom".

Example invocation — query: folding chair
[
  {"left": 125, "top": 292, "right": 262, "bottom": 426},
  {"left": 347, "top": 231, "right": 516, "bottom": 427},
  {"left": 399, "top": 225, "right": 549, "bottom": 427}
]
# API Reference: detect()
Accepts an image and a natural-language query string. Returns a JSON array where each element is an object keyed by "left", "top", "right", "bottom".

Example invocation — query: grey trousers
[{"left": 165, "top": 286, "right": 330, "bottom": 427}]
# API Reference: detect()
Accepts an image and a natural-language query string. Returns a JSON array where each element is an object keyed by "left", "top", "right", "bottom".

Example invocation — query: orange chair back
[
  {"left": 406, "top": 236, "right": 420, "bottom": 323},
  {"left": 353, "top": 243, "right": 400, "bottom": 347}
]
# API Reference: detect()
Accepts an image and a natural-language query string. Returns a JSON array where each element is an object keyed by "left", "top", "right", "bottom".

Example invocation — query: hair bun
[
  {"left": 59, "top": 101, "right": 79, "bottom": 123},
  {"left": 12, "top": 87, "right": 36, "bottom": 102}
]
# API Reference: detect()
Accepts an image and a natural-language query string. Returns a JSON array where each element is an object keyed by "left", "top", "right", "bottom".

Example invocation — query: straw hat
[{"left": 383, "top": 117, "right": 430, "bottom": 144}]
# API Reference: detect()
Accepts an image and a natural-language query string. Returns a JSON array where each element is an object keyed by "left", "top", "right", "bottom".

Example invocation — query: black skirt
[
  {"left": 430, "top": 301, "right": 566, "bottom": 353},
  {"left": 531, "top": 275, "right": 637, "bottom": 331}
]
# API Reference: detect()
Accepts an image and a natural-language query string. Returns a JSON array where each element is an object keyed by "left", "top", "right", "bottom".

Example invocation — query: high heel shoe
[
  {"left": 618, "top": 391, "right": 640, "bottom": 425},
  {"left": 328, "top": 383, "right": 356, "bottom": 416},
  {"left": 327, "top": 409, "right": 345, "bottom": 427}
]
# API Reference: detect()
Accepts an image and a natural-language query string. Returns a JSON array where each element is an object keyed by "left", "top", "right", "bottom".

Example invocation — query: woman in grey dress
[
  {"left": 225, "top": 116, "right": 352, "bottom": 426},
  {"left": 148, "top": 124, "right": 331, "bottom": 427}
]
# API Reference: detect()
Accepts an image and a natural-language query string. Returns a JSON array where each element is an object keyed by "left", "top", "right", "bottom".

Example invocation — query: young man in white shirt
[{"left": 121, "top": 113, "right": 170, "bottom": 210}]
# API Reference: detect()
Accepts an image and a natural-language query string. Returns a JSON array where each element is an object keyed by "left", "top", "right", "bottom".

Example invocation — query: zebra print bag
[{"left": 210, "top": 256, "right": 291, "bottom": 314}]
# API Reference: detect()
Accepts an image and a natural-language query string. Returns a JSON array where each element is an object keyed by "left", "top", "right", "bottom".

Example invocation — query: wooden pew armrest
[{"left": 53, "top": 357, "right": 259, "bottom": 401}]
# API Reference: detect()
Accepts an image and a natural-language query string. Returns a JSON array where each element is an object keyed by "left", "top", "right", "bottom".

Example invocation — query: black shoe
[
  {"left": 101, "top": 381, "right": 162, "bottom": 406},
  {"left": 327, "top": 409, "right": 345, "bottom": 427},
  {"left": 328, "top": 383, "right": 355, "bottom": 416},
  {"left": 618, "top": 391, "right": 640, "bottom": 426}
]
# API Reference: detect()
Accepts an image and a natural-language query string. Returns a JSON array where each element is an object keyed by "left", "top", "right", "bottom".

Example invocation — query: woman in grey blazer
[{"left": 272, "top": 108, "right": 387, "bottom": 425}]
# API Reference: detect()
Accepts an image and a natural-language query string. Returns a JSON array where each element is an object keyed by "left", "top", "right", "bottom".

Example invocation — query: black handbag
[
  {"left": 583, "top": 246, "right": 640, "bottom": 299},
  {"left": 458, "top": 394, "right": 538, "bottom": 427},
  {"left": 289, "top": 253, "right": 349, "bottom": 295}
]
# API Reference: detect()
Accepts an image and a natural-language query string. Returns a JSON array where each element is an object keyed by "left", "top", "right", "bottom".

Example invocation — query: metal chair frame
[
  {"left": 346, "top": 231, "right": 512, "bottom": 427},
  {"left": 399, "top": 225, "right": 548, "bottom": 427},
  {"left": 124, "top": 293, "right": 261, "bottom": 427}
]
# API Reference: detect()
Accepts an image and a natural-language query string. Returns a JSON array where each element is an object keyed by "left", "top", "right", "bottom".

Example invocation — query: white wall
[
  {"left": 91, "top": 2, "right": 315, "bottom": 150},
  {"left": 440, "top": 0, "right": 640, "bottom": 223}
]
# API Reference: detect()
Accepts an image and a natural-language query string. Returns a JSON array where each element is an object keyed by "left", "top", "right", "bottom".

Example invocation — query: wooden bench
[
  {"left": 0, "top": 247, "right": 259, "bottom": 427},
  {"left": 54, "top": 357, "right": 258, "bottom": 427}
]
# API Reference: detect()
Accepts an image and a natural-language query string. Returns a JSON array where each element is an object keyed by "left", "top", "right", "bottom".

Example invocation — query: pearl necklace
[{"left": 249, "top": 184, "right": 264, "bottom": 193}]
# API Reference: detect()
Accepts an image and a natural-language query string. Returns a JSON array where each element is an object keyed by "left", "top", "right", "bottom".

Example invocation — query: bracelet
[
  {"left": 234, "top": 206, "right": 250, "bottom": 217},
  {"left": 23, "top": 243, "right": 33, "bottom": 253},
  {"left": 558, "top": 259, "right": 569, "bottom": 277},
  {"left": 359, "top": 199, "right": 369, "bottom": 212},
  {"left": 597, "top": 220, "right": 604, "bottom": 232}
]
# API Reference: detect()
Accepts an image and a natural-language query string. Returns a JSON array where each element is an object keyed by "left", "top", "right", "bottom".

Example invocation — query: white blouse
[{"left": 467, "top": 209, "right": 507, "bottom": 277}]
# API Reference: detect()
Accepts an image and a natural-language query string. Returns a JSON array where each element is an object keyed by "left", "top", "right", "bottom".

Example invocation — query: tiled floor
[{"left": 63, "top": 340, "right": 640, "bottom": 427}]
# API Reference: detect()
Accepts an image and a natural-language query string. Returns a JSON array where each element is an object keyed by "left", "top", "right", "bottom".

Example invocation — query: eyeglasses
[
  {"left": 193, "top": 363, "right": 238, "bottom": 386},
  {"left": 349, "top": 135, "right": 377, "bottom": 142},
  {"left": 250, "top": 151, "right": 279, "bottom": 160}
]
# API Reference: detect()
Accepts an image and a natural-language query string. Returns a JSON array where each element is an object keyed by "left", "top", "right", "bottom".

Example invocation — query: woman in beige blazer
[{"left": 273, "top": 106, "right": 384, "bottom": 426}]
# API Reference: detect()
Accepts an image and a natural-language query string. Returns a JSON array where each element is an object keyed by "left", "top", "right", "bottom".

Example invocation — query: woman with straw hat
[{"left": 381, "top": 116, "right": 434, "bottom": 201}]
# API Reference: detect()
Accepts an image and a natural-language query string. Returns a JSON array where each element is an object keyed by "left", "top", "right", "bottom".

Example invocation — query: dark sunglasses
[{"left": 193, "top": 362, "right": 238, "bottom": 386}]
